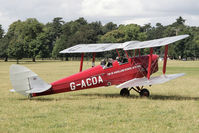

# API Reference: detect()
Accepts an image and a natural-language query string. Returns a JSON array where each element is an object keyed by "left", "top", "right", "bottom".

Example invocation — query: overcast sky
[{"left": 0, "top": 0, "right": 199, "bottom": 31}]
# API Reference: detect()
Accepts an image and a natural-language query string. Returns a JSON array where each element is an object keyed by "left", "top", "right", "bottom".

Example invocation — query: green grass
[{"left": 0, "top": 60, "right": 199, "bottom": 133}]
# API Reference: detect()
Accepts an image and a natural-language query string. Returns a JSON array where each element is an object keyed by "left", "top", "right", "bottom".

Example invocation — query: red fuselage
[{"left": 33, "top": 54, "right": 159, "bottom": 97}]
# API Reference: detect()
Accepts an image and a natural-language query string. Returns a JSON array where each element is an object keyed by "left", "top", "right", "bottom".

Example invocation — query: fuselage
[{"left": 33, "top": 54, "right": 159, "bottom": 97}]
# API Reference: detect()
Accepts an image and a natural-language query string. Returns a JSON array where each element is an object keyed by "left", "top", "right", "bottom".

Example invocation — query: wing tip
[{"left": 181, "top": 34, "right": 189, "bottom": 38}]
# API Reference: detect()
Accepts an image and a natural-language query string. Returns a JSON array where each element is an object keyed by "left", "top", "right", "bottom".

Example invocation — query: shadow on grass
[
  {"left": 17, "top": 95, "right": 88, "bottom": 101},
  {"left": 149, "top": 94, "right": 199, "bottom": 101},
  {"left": 16, "top": 93, "right": 199, "bottom": 101},
  {"left": 17, "top": 97, "right": 56, "bottom": 102},
  {"left": 75, "top": 93, "right": 199, "bottom": 101},
  {"left": 76, "top": 93, "right": 139, "bottom": 99}
]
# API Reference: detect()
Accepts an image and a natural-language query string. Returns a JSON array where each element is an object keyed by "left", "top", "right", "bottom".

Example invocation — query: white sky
[{"left": 0, "top": 0, "right": 199, "bottom": 31}]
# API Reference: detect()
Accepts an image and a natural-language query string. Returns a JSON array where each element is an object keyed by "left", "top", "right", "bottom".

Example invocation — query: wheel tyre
[
  {"left": 140, "top": 88, "right": 150, "bottom": 97},
  {"left": 120, "top": 88, "right": 130, "bottom": 97}
]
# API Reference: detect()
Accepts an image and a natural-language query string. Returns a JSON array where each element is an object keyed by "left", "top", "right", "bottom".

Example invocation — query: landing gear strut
[
  {"left": 28, "top": 94, "right": 32, "bottom": 100},
  {"left": 120, "top": 86, "right": 150, "bottom": 97},
  {"left": 131, "top": 86, "right": 150, "bottom": 97}
]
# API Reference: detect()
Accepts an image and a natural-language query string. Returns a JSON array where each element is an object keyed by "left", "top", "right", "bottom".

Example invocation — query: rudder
[{"left": 9, "top": 64, "right": 51, "bottom": 97}]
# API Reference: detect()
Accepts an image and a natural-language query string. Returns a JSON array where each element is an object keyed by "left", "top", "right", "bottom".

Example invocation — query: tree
[
  {"left": 100, "top": 24, "right": 147, "bottom": 43},
  {"left": 146, "top": 23, "right": 165, "bottom": 40},
  {"left": 0, "top": 24, "right": 4, "bottom": 39},
  {"left": 43, "top": 18, "right": 65, "bottom": 54},
  {"left": 75, "top": 17, "right": 87, "bottom": 25},
  {"left": 103, "top": 22, "right": 117, "bottom": 34},
  {"left": 2, "top": 17, "right": 199, "bottom": 61},
  {"left": 52, "top": 35, "right": 68, "bottom": 58},
  {"left": 8, "top": 40, "right": 25, "bottom": 64},
  {"left": 89, "top": 21, "right": 103, "bottom": 38},
  {"left": 164, "top": 16, "right": 188, "bottom": 59},
  {"left": 5, "top": 20, "right": 24, "bottom": 61},
  {"left": 52, "top": 18, "right": 103, "bottom": 58},
  {"left": 36, "top": 32, "right": 51, "bottom": 58},
  {"left": 182, "top": 27, "right": 199, "bottom": 59},
  {"left": 23, "top": 18, "right": 44, "bottom": 41},
  {"left": 0, "top": 25, "right": 7, "bottom": 61},
  {"left": 29, "top": 32, "right": 52, "bottom": 61},
  {"left": 5, "top": 19, "right": 44, "bottom": 62},
  {"left": 142, "top": 23, "right": 152, "bottom": 32},
  {"left": 99, "top": 24, "right": 147, "bottom": 58},
  {"left": 0, "top": 36, "right": 9, "bottom": 61},
  {"left": 6, "top": 20, "right": 23, "bottom": 40},
  {"left": 23, "top": 18, "right": 44, "bottom": 60},
  {"left": 172, "top": 16, "right": 185, "bottom": 27},
  {"left": 99, "top": 29, "right": 125, "bottom": 43},
  {"left": 51, "top": 17, "right": 64, "bottom": 39}
]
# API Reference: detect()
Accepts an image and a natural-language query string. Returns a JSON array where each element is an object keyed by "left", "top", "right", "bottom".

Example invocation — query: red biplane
[{"left": 10, "top": 35, "right": 189, "bottom": 98}]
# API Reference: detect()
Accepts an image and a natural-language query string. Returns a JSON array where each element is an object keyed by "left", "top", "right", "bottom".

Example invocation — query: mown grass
[{"left": 0, "top": 60, "right": 199, "bottom": 133}]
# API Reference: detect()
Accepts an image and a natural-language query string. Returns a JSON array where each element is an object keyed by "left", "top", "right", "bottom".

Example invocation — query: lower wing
[{"left": 116, "top": 73, "right": 185, "bottom": 88}]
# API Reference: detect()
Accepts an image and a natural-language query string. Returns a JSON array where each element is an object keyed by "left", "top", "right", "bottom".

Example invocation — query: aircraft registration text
[{"left": 70, "top": 75, "right": 103, "bottom": 90}]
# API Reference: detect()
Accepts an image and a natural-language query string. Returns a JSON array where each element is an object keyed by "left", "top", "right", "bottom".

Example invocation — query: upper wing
[
  {"left": 59, "top": 35, "right": 189, "bottom": 53},
  {"left": 59, "top": 41, "right": 140, "bottom": 53},
  {"left": 116, "top": 73, "right": 185, "bottom": 88},
  {"left": 123, "top": 35, "right": 189, "bottom": 50},
  {"left": 59, "top": 43, "right": 122, "bottom": 53}
]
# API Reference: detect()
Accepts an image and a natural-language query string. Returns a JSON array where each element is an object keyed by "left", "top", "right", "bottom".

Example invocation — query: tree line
[{"left": 0, "top": 16, "right": 198, "bottom": 63}]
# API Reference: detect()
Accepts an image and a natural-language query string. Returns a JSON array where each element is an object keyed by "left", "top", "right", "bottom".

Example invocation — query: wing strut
[
  {"left": 130, "top": 50, "right": 133, "bottom": 57},
  {"left": 116, "top": 49, "right": 121, "bottom": 57},
  {"left": 147, "top": 48, "right": 153, "bottom": 79},
  {"left": 134, "top": 49, "right": 137, "bottom": 57},
  {"left": 163, "top": 45, "right": 168, "bottom": 74},
  {"left": 80, "top": 53, "right": 84, "bottom": 72},
  {"left": 92, "top": 52, "right": 96, "bottom": 67},
  {"left": 138, "top": 49, "right": 141, "bottom": 56},
  {"left": 124, "top": 50, "right": 129, "bottom": 58}
]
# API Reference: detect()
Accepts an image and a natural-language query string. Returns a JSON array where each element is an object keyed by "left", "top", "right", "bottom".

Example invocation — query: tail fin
[{"left": 9, "top": 64, "right": 51, "bottom": 96}]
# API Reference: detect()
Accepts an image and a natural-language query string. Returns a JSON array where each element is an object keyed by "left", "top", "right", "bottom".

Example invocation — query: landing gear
[
  {"left": 120, "top": 86, "right": 150, "bottom": 97},
  {"left": 139, "top": 88, "right": 150, "bottom": 97},
  {"left": 120, "top": 88, "right": 130, "bottom": 96},
  {"left": 28, "top": 94, "right": 32, "bottom": 100}
]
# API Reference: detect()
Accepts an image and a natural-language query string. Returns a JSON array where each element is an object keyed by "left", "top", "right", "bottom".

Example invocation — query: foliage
[
  {"left": 0, "top": 16, "right": 199, "bottom": 61},
  {"left": 102, "top": 22, "right": 117, "bottom": 34},
  {"left": 0, "top": 24, "right": 4, "bottom": 39},
  {"left": 52, "top": 35, "right": 68, "bottom": 58},
  {"left": 7, "top": 40, "right": 25, "bottom": 63},
  {"left": 0, "top": 36, "right": 9, "bottom": 61},
  {"left": 52, "top": 19, "right": 104, "bottom": 58},
  {"left": 100, "top": 24, "right": 147, "bottom": 43}
]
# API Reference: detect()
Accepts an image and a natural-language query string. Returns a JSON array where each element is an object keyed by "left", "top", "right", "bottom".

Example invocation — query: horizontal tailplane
[
  {"left": 9, "top": 64, "right": 51, "bottom": 96},
  {"left": 117, "top": 73, "right": 185, "bottom": 88}
]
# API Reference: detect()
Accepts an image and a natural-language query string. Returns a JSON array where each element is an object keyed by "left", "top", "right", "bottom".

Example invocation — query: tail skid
[{"left": 10, "top": 64, "right": 51, "bottom": 96}]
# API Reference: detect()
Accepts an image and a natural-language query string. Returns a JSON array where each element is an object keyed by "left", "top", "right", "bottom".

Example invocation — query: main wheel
[
  {"left": 120, "top": 88, "right": 130, "bottom": 97},
  {"left": 139, "top": 88, "right": 150, "bottom": 97}
]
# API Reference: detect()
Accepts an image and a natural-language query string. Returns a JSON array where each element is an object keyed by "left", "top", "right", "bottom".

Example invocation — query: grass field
[{"left": 0, "top": 60, "right": 199, "bottom": 133}]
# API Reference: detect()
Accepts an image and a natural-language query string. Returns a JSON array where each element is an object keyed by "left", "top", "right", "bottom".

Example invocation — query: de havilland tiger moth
[{"left": 9, "top": 35, "right": 189, "bottom": 98}]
